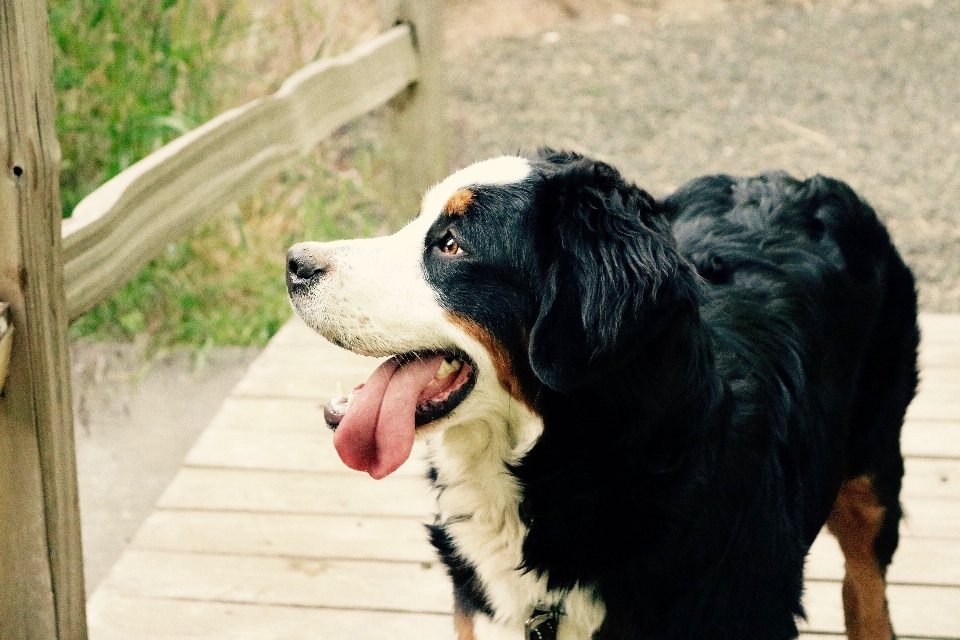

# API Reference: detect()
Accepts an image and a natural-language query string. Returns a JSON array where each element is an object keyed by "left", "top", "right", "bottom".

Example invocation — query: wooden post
[
  {"left": 0, "top": 2, "right": 88, "bottom": 639},
  {"left": 378, "top": 0, "right": 447, "bottom": 223}
]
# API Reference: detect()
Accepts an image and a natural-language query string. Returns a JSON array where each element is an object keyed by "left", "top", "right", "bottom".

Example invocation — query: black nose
[{"left": 286, "top": 246, "right": 328, "bottom": 282}]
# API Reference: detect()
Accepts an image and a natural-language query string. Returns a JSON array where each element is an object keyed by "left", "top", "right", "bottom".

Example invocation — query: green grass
[
  {"left": 50, "top": 0, "right": 233, "bottom": 216},
  {"left": 55, "top": 0, "right": 389, "bottom": 351}
]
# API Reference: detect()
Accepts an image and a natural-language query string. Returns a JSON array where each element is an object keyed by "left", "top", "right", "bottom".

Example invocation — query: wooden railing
[
  {"left": 0, "top": 1, "right": 444, "bottom": 638},
  {"left": 62, "top": 23, "right": 422, "bottom": 319},
  {"left": 63, "top": 15, "right": 442, "bottom": 319}
]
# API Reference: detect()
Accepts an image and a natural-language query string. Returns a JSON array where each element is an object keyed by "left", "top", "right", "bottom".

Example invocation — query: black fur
[
  {"left": 428, "top": 521, "right": 495, "bottom": 619},
  {"left": 422, "top": 150, "right": 918, "bottom": 639}
]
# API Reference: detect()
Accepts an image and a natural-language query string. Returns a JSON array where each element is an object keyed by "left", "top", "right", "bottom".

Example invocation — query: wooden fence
[{"left": 0, "top": 1, "right": 445, "bottom": 638}]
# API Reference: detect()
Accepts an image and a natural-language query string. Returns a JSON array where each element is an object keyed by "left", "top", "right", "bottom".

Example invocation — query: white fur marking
[{"left": 420, "top": 156, "right": 531, "bottom": 225}]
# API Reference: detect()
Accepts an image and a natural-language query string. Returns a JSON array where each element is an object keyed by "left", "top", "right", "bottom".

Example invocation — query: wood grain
[
  {"left": 99, "top": 550, "right": 453, "bottom": 614},
  {"left": 130, "top": 510, "right": 436, "bottom": 562},
  {"left": 902, "top": 419, "right": 960, "bottom": 458},
  {"left": 0, "top": 2, "right": 86, "bottom": 638},
  {"left": 86, "top": 592, "right": 456, "bottom": 640},
  {"left": 61, "top": 25, "right": 419, "bottom": 319},
  {"left": 378, "top": 0, "right": 448, "bottom": 222},
  {"left": 157, "top": 467, "right": 433, "bottom": 516},
  {"left": 902, "top": 457, "right": 960, "bottom": 499}
]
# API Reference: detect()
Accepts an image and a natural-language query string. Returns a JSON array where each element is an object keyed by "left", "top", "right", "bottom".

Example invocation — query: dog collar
[{"left": 525, "top": 607, "right": 560, "bottom": 640}]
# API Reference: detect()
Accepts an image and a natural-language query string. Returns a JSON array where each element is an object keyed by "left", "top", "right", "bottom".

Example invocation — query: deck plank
[
  {"left": 206, "top": 396, "right": 329, "bottom": 433},
  {"left": 87, "top": 591, "right": 456, "bottom": 640},
  {"left": 907, "top": 400, "right": 960, "bottom": 422},
  {"left": 902, "top": 458, "right": 960, "bottom": 498},
  {"left": 231, "top": 346, "right": 375, "bottom": 400},
  {"left": 183, "top": 426, "right": 430, "bottom": 476},
  {"left": 157, "top": 467, "right": 433, "bottom": 516},
  {"left": 900, "top": 497, "right": 960, "bottom": 539},
  {"left": 130, "top": 511, "right": 436, "bottom": 562},
  {"left": 902, "top": 419, "right": 960, "bottom": 458},
  {"left": 87, "top": 314, "right": 960, "bottom": 639},
  {"left": 919, "top": 344, "right": 960, "bottom": 369},
  {"left": 807, "top": 532, "right": 960, "bottom": 585},
  {"left": 99, "top": 550, "right": 452, "bottom": 614},
  {"left": 919, "top": 313, "right": 960, "bottom": 339}
]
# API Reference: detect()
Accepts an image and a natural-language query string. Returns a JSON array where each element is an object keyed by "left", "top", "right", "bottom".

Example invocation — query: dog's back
[{"left": 664, "top": 172, "right": 919, "bottom": 639}]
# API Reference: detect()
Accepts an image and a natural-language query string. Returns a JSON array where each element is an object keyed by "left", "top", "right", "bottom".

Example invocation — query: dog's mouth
[{"left": 323, "top": 352, "right": 475, "bottom": 479}]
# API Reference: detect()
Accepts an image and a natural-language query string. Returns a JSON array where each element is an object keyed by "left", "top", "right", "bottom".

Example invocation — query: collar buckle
[{"left": 525, "top": 607, "right": 559, "bottom": 640}]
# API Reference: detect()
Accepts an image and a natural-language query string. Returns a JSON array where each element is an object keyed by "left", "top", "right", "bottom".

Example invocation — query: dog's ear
[{"left": 528, "top": 151, "right": 697, "bottom": 392}]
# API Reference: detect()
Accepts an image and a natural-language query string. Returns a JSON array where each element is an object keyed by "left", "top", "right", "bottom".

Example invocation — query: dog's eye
[{"left": 439, "top": 233, "right": 464, "bottom": 256}]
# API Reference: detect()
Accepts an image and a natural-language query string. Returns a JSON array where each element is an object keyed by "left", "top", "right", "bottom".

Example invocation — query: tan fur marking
[
  {"left": 444, "top": 189, "right": 474, "bottom": 216},
  {"left": 826, "top": 476, "right": 894, "bottom": 640},
  {"left": 453, "top": 606, "right": 477, "bottom": 640},
  {"left": 448, "top": 313, "right": 538, "bottom": 412}
]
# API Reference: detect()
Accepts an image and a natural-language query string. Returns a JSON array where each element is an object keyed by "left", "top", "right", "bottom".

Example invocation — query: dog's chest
[{"left": 427, "top": 420, "right": 606, "bottom": 639}]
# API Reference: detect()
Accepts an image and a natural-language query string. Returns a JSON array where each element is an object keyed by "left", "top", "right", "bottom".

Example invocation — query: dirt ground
[
  {"left": 445, "top": 0, "right": 960, "bottom": 312},
  {"left": 75, "top": 0, "right": 958, "bottom": 595},
  {"left": 71, "top": 345, "right": 260, "bottom": 590}
]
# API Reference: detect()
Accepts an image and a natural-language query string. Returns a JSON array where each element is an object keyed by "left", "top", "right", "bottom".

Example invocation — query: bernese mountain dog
[{"left": 286, "top": 150, "right": 918, "bottom": 640}]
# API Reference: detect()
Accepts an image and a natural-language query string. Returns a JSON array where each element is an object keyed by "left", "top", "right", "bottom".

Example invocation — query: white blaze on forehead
[
  {"left": 289, "top": 156, "right": 532, "bottom": 356},
  {"left": 420, "top": 156, "right": 531, "bottom": 221}
]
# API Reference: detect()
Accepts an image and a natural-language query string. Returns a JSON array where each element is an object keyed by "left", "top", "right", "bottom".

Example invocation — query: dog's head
[{"left": 287, "top": 150, "right": 696, "bottom": 478}]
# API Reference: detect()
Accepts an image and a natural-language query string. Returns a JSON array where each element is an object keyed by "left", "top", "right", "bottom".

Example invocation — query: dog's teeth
[
  {"left": 436, "top": 358, "right": 462, "bottom": 378},
  {"left": 346, "top": 389, "right": 356, "bottom": 407},
  {"left": 336, "top": 382, "right": 344, "bottom": 397}
]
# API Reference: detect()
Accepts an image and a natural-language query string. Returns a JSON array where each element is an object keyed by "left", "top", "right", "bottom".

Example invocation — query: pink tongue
[{"left": 333, "top": 355, "right": 445, "bottom": 479}]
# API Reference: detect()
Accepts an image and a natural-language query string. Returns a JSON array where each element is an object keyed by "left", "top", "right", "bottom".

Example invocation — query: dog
[{"left": 286, "top": 150, "right": 918, "bottom": 640}]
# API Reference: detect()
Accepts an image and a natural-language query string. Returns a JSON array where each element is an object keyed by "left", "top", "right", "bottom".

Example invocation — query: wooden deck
[{"left": 86, "top": 314, "right": 960, "bottom": 639}]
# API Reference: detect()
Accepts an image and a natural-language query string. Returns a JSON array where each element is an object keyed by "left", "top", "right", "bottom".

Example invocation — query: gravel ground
[{"left": 447, "top": 0, "right": 960, "bottom": 311}]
